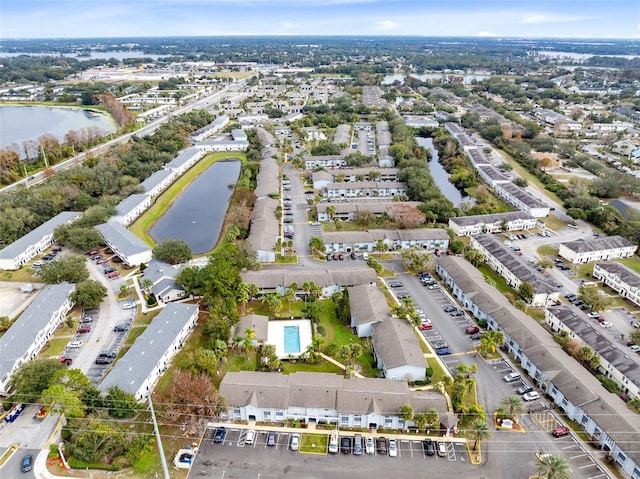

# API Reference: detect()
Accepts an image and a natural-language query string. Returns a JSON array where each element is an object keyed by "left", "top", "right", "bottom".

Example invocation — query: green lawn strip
[
  {"left": 426, "top": 357, "right": 447, "bottom": 385},
  {"left": 527, "top": 308, "right": 546, "bottom": 323},
  {"left": 281, "top": 361, "right": 343, "bottom": 375},
  {"left": 537, "top": 245, "right": 559, "bottom": 257},
  {"left": 129, "top": 151, "right": 246, "bottom": 249},
  {"left": 0, "top": 267, "right": 38, "bottom": 283},
  {"left": 39, "top": 338, "right": 70, "bottom": 358},
  {"left": 477, "top": 264, "right": 515, "bottom": 298},
  {"left": 541, "top": 214, "right": 569, "bottom": 231},
  {"left": 300, "top": 433, "right": 328, "bottom": 454}
]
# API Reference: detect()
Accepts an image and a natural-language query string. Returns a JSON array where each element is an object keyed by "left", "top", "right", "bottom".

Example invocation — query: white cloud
[
  {"left": 521, "top": 13, "right": 596, "bottom": 24},
  {"left": 476, "top": 31, "right": 498, "bottom": 37},
  {"left": 373, "top": 20, "right": 399, "bottom": 31}
]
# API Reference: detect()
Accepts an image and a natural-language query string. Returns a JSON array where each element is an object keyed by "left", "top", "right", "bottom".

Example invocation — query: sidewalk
[{"left": 318, "top": 352, "right": 365, "bottom": 378}]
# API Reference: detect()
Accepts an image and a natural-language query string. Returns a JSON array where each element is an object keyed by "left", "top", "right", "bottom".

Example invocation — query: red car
[
  {"left": 418, "top": 322, "right": 433, "bottom": 331},
  {"left": 465, "top": 326, "right": 480, "bottom": 335},
  {"left": 552, "top": 426, "right": 570, "bottom": 438},
  {"left": 77, "top": 326, "right": 91, "bottom": 333},
  {"left": 87, "top": 249, "right": 99, "bottom": 256},
  {"left": 96, "top": 258, "right": 108, "bottom": 264},
  {"left": 107, "top": 271, "right": 119, "bottom": 279}
]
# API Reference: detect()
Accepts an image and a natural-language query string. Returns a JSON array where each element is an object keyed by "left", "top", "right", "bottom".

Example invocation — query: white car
[
  {"left": 630, "top": 345, "right": 640, "bottom": 353},
  {"left": 599, "top": 321, "right": 613, "bottom": 328},
  {"left": 503, "top": 372, "right": 521, "bottom": 383},
  {"left": 587, "top": 312, "right": 600, "bottom": 318},
  {"left": 523, "top": 391, "right": 540, "bottom": 402},
  {"left": 290, "top": 433, "right": 300, "bottom": 451},
  {"left": 122, "top": 303, "right": 137, "bottom": 310},
  {"left": 388, "top": 438, "right": 398, "bottom": 457},
  {"left": 245, "top": 429, "right": 256, "bottom": 445},
  {"left": 68, "top": 340, "right": 83, "bottom": 348},
  {"left": 365, "top": 436, "right": 374, "bottom": 455}
]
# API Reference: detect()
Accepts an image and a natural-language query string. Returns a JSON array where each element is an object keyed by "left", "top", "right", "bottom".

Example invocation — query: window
[
  {"left": 561, "top": 398, "right": 568, "bottom": 407},
  {"left": 398, "top": 419, "right": 405, "bottom": 430},
  {"left": 384, "top": 418, "right": 392, "bottom": 428},
  {"left": 341, "top": 416, "right": 349, "bottom": 427},
  {"left": 581, "top": 415, "right": 588, "bottom": 425},
  {"left": 617, "top": 452, "right": 626, "bottom": 465},
  {"left": 354, "top": 416, "right": 362, "bottom": 427},
  {"left": 233, "top": 408, "right": 241, "bottom": 419},
  {"left": 550, "top": 386, "right": 557, "bottom": 395},
  {"left": 263, "top": 411, "right": 271, "bottom": 422},
  {"left": 276, "top": 411, "right": 284, "bottom": 422}
]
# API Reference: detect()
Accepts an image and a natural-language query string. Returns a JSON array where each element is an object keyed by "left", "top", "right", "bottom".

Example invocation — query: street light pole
[{"left": 148, "top": 394, "right": 171, "bottom": 479}]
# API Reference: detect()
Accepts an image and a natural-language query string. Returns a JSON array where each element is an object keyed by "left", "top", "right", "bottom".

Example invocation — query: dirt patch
[{"left": 0, "top": 281, "right": 44, "bottom": 318}]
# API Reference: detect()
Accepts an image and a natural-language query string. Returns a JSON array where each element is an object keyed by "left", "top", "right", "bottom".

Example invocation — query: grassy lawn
[
  {"left": 527, "top": 308, "right": 546, "bottom": 323},
  {"left": 537, "top": 245, "right": 559, "bottom": 257},
  {"left": 281, "top": 361, "right": 343, "bottom": 375},
  {"left": 0, "top": 267, "right": 38, "bottom": 283},
  {"left": 39, "top": 338, "right": 71, "bottom": 358},
  {"left": 541, "top": 214, "right": 569, "bottom": 232},
  {"left": 477, "top": 264, "right": 516, "bottom": 299},
  {"left": 300, "top": 433, "right": 328, "bottom": 454},
  {"left": 129, "top": 151, "right": 246, "bottom": 251},
  {"left": 465, "top": 185, "right": 512, "bottom": 213},
  {"left": 427, "top": 357, "right": 448, "bottom": 385}
]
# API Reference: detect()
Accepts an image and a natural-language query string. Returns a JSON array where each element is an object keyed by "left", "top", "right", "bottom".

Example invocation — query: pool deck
[{"left": 267, "top": 319, "right": 313, "bottom": 359}]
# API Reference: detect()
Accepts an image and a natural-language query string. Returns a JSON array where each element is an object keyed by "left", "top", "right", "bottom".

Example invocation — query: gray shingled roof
[
  {"left": 0, "top": 211, "right": 81, "bottom": 261},
  {"left": 450, "top": 211, "right": 534, "bottom": 227},
  {"left": 348, "top": 284, "right": 389, "bottom": 327},
  {"left": 116, "top": 193, "right": 149, "bottom": 217},
  {"left": 98, "top": 303, "right": 198, "bottom": 396},
  {"left": 595, "top": 262, "right": 640, "bottom": 289},
  {"left": 235, "top": 314, "right": 269, "bottom": 343},
  {"left": 562, "top": 235, "right": 636, "bottom": 254},
  {"left": 241, "top": 268, "right": 377, "bottom": 289},
  {"left": 95, "top": 221, "right": 151, "bottom": 258},
  {"left": 0, "top": 283, "right": 75, "bottom": 381},
  {"left": 498, "top": 183, "right": 548, "bottom": 209},
  {"left": 165, "top": 147, "right": 202, "bottom": 170},
  {"left": 372, "top": 319, "right": 426, "bottom": 371},
  {"left": 140, "top": 169, "right": 175, "bottom": 194}
]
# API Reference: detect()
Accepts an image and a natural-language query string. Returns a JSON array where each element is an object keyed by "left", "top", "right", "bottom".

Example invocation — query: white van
[
  {"left": 362, "top": 252, "right": 369, "bottom": 260},
  {"left": 328, "top": 430, "right": 339, "bottom": 454},
  {"left": 245, "top": 429, "right": 256, "bottom": 445},
  {"left": 567, "top": 224, "right": 578, "bottom": 230}
]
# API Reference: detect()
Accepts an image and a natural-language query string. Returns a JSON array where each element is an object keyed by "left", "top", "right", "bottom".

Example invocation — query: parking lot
[{"left": 189, "top": 427, "right": 472, "bottom": 479}]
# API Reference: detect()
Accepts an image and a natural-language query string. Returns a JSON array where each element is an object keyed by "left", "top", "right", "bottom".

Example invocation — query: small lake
[
  {"left": 415, "top": 137, "right": 474, "bottom": 208},
  {"left": 0, "top": 105, "right": 116, "bottom": 152},
  {"left": 0, "top": 51, "right": 162, "bottom": 61},
  {"left": 149, "top": 160, "right": 241, "bottom": 254}
]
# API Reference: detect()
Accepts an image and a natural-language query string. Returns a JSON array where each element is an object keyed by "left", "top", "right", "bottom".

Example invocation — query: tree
[
  {"left": 479, "top": 330, "right": 505, "bottom": 355},
  {"left": 156, "top": 369, "right": 226, "bottom": 435},
  {"left": 41, "top": 383, "right": 86, "bottom": 418},
  {"left": 399, "top": 404, "right": 414, "bottom": 422},
  {"left": 449, "top": 240, "right": 465, "bottom": 254},
  {"left": 399, "top": 247, "right": 430, "bottom": 272},
  {"left": 499, "top": 395, "right": 526, "bottom": 418},
  {"left": 105, "top": 386, "right": 141, "bottom": 418},
  {"left": 424, "top": 408, "right": 440, "bottom": 429},
  {"left": 64, "top": 417, "right": 127, "bottom": 464},
  {"left": 339, "top": 343, "right": 363, "bottom": 370},
  {"left": 536, "top": 259, "right": 554, "bottom": 272},
  {"left": 518, "top": 282, "right": 535, "bottom": 303},
  {"left": 309, "top": 236, "right": 325, "bottom": 256},
  {"left": 463, "top": 248, "right": 484, "bottom": 267},
  {"left": 577, "top": 285, "right": 611, "bottom": 312},
  {"left": 413, "top": 413, "right": 427, "bottom": 431},
  {"left": 535, "top": 453, "right": 572, "bottom": 479},
  {"left": 153, "top": 239, "right": 192, "bottom": 265},
  {"left": 71, "top": 280, "right": 108, "bottom": 308},
  {"left": 388, "top": 203, "right": 426, "bottom": 228},
  {"left": 374, "top": 239, "right": 388, "bottom": 255},
  {"left": 9, "top": 358, "right": 65, "bottom": 403},
  {"left": 513, "top": 177, "right": 529, "bottom": 188},
  {"left": 38, "top": 255, "right": 89, "bottom": 284},
  {"left": 468, "top": 420, "right": 491, "bottom": 451}
]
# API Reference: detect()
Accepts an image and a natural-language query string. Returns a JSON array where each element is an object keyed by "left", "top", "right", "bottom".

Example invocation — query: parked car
[
  {"left": 87, "top": 249, "right": 100, "bottom": 256},
  {"left": 68, "top": 340, "right": 83, "bottom": 348},
  {"left": 389, "top": 281, "right": 403, "bottom": 288},
  {"left": 95, "top": 356, "right": 113, "bottom": 365},
  {"left": 365, "top": 436, "right": 375, "bottom": 455},
  {"left": 113, "top": 324, "right": 130, "bottom": 332},
  {"left": 517, "top": 384, "right": 533, "bottom": 395},
  {"left": 469, "top": 332, "right": 482, "bottom": 340},
  {"left": 99, "top": 350, "right": 117, "bottom": 358},
  {"left": 450, "top": 309, "right": 463, "bottom": 317},
  {"left": 267, "top": 431, "right": 276, "bottom": 447},
  {"left": 376, "top": 436, "right": 387, "bottom": 455},
  {"left": 423, "top": 439, "right": 435, "bottom": 456},
  {"left": 503, "top": 372, "right": 521, "bottom": 383},
  {"left": 21, "top": 453, "right": 33, "bottom": 473},
  {"left": 418, "top": 321, "right": 432, "bottom": 330},
  {"left": 630, "top": 345, "right": 640, "bottom": 353},
  {"left": 600, "top": 321, "right": 613, "bottom": 328},
  {"left": 396, "top": 292, "right": 410, "bottom": 300},
  {"left": 340, "top": 436, "right": 352, "bottom": 454},
  {"left": 122, "top": 302, "right": 137, "bottom": 310},
  {"left": 338, "top": 253, "right": 344, "bottom": 261},
  {"left": 245, "top": 429, "right": 256, "bottom": 445},
  {"left": 290, "top": 433, "right": 300, "bottom": 451},
  {"left": 59, "top": 356, "right": 73, "bottom": 366},
  {"left": 432, "top": 340, "right": 449, "bottom": 350},
  {"left": 436, "top": 348, "right": 452, "bottom": 356},
  {"left": 96, "top": 258, "right": 108, "bottom": 264},
  {"left": 465, "top": 326, "right": 480, "bottom": 335},
  {"left": 77, "top": 326, "right": 91, "bottom": 333},
  {"left": 523, "top": 391, "right": 540, "bottom": 401},
  {"left": 437, "top": 441, "right": 447, "bottom": 457},
  {"left": 444, "top": 305, "right": 456, "bottom": 313},
  {"left": 388, "top": 439, "right": 398, "bottom": 457},
  {"left": 350, "top": 252, "right": 357, "bottom": 260},
  {"left": 107, "top": 271, "right": 119, "bottom": 279},
  {"left": 427, "top": 283, "right": 439, "bottom": 290},
  {"left": 213, "top": 427, "right": 226, "bottom": 443},
  {"left": 552, "top": 426, "right": 570, "bottom": 437},
  {"left": 353, "top": 434, "right": 363, "bottom": 455}
]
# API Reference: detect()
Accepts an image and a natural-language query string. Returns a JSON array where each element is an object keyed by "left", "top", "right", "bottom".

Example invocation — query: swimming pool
[{"left": 284, "top": 326, "right": 301, "bottom": 354}]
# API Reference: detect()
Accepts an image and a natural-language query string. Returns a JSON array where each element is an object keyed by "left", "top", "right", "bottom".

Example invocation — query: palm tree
[
  {"left": 499, "top": 395, "right": 526, "bottom": 419},
  {"left": 399, "top": 404, "right": 414, "bottom": 422},
  {"left": 535, "top": 453, "right": 572, "bottom": 479},
  {"left": 308, "top": 236, "right": 325, "bottom": 257},
  {"left": 413, "top": 413, "right": 427, "bottom": 432},
  {"left": 374, "top": 239, "right": 388, "bottom": 256},
  {"left": 243, "top": 328, "right": 256, "bottom": 356},
  {"left": 424, "top": 408, "right": 439, "bottom": 429},
  {"left": 284, "top": 286, "right": 296, "bottom": 313},
  {"left": 326, "top": 205, "right": 336, "bottom": 220},
  {"left": 468, "top": 420, "right": 491, "bottom": 452},
  {"left": 479, "top": 330, "right": 505, "bottom": 355}
]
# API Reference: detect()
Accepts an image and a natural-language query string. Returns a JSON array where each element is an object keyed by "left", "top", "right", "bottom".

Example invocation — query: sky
[{"left": 1, "top": 0, "right": 639, "bottom": 39}]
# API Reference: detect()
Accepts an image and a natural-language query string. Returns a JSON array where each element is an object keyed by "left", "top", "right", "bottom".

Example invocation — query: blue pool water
[{"left": 284, "top": 326, "right": 301, "bottom": 354}]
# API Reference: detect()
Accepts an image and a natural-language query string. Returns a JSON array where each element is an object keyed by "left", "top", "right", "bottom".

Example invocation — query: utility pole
[
  {"left": 40, "top": 144, "right": 49, "bottom": 168},
  {"left": 148, "top": 394, "right": 171, "bottom": 479}
]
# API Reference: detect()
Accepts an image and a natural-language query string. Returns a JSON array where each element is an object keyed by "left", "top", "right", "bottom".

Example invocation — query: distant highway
[{"left": 0, "top": 87, "right": 231, "bottom": 194}]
